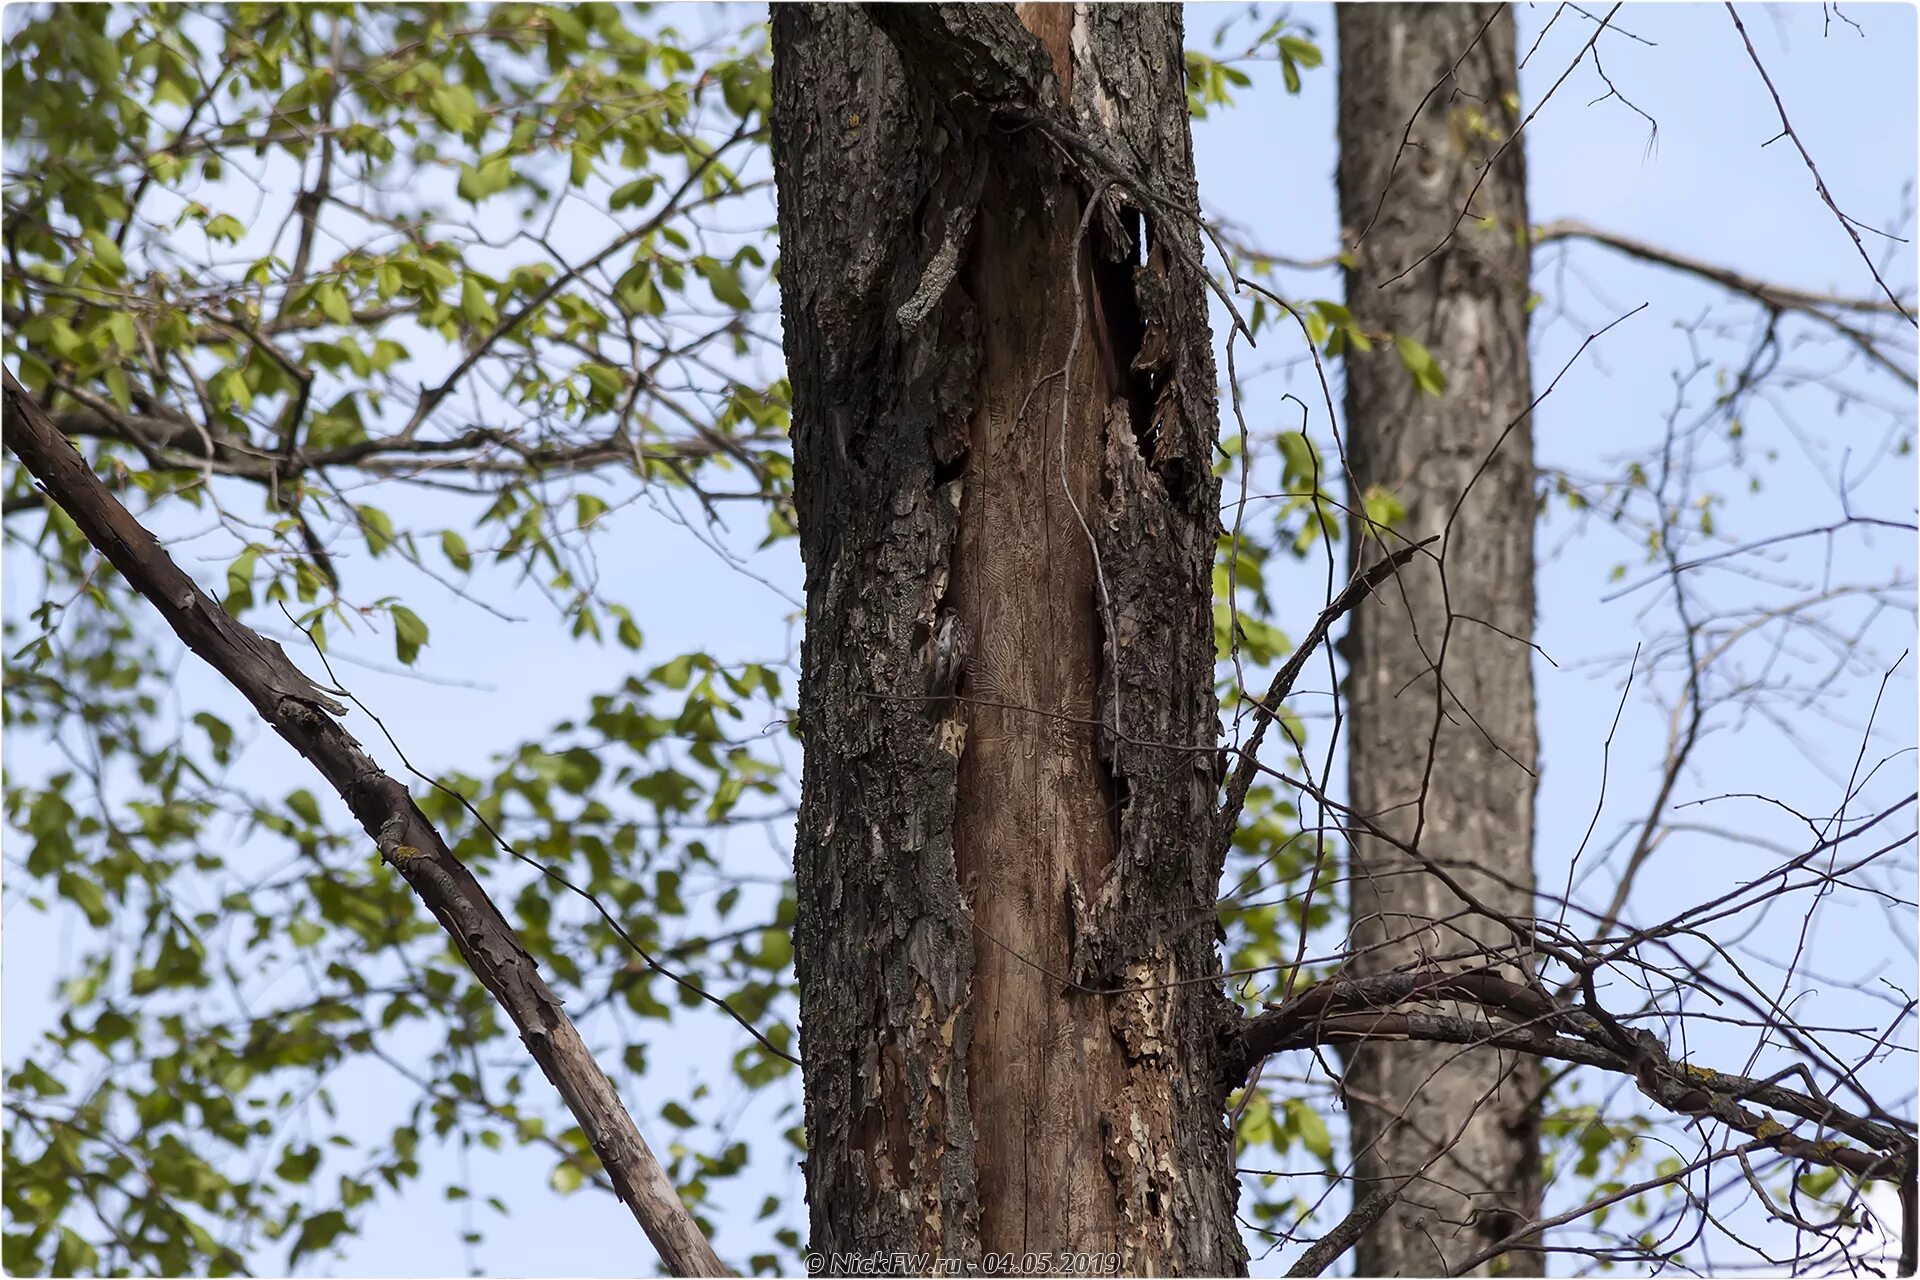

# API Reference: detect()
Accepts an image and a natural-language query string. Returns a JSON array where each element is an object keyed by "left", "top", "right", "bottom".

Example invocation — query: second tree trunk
[{"left": 1336, "top": 5, "right": 1544, "bottom": 1275}]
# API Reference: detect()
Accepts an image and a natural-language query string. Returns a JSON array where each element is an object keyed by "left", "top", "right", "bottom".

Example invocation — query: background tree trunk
[
  {"left": 1335, "top": 6, "right": 1545, "bottom": 1275},
  {"left": 770, "top": 6, "right": 1244, "bottom": 1271}
]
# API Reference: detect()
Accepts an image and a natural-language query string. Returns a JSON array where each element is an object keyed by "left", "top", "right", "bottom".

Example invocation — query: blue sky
[{"left": 4, "top": 3, "right": 1915, "bottom": 1275}]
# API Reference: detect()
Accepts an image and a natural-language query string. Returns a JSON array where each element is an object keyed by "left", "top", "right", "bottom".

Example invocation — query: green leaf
[
  {"left": 1360, "top": 484, "right": 1406, "bottom": 532},
  {"left": 695, "top": 256, "right": 750, "bottom": 309},
  {"left": 356, "top": 505, "right": 396, "bottom": 556},
  {"left": 104, "top": 311, "right": 138, "bottom": 354},
  {"left": 315, "top": 282, "right": 353, "bottom": 325},
  {"left": 53, "top": 1229, "right": 99, "bottom": 1276},
  {"left": 611, "top": 606, "right": 643, "bottom": 650},
  {"left": 276, "top": 1145, "right": 321, "bottom": 1183},
  {"left": 751, "top": 928, "right": 793, "bottom": 971},
  {"left": 440, "top": 530, "right": 473, "bottom": 573},
  {"left": 459, "top": 275, "right": 498, "bottom": 329},
  {"left": 426, "top": 83, "right": 479, "bottom": 136},
  {"left": 576, "top": 493, "right": 611, "bottom": 529},
  {"left": 609, "top": 176, "right": 657, "bottom": 211},
  {"left": 580, "top": 363, "right": 626, "bottom": 403},
  {"left": 225, "top": 546, "right": 261, "bottom": 614},
  {"left": 390, "top": 605, "right": 429, "bottom": 665},
  {"left": 1278, "top": 35, "right": 1323, "bottom": 69},
  {"left": 1394, "top": 335, "right": 1447, "bottom": 397},
  {"left": 456, "top": 153, "right": 514, "bottom": 203},
  {"left": 193, "top": 712, "right": 234, "bottom": 762},
  {"left": 57, "top": 871, "right": 111, "bottom": 927},
  {"left": 287, "top": 789, "right": 323, "bottom": 825},
  {"left": 103, "top": 366, "right": 133, "bottom": 410},
  {"left": 1798, "top": 1167, "right": 1840, "bottom": 1197},
  {"left": 85, "top": 229, "right": 126, "bottom": 279},
  {"left": 213, "top": 366, "right": 254, "bottom": 412},
  {"left": 12, "top": 1061, "right": 68, "bottom": 1098},
  {"left": 1290, "top": 1099, "right": 1333, "bottom": 1161},
  {"left": 1302, "top": 308, "right": 1331, "bottom": 349},
  {"left": 289, "top": 1210, "right": 349, "bottom": 1264}
]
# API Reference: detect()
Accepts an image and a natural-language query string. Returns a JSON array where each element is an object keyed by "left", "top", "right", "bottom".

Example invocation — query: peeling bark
[
  {"left": 771, "top": 5, "right": 1242, "bottom": 1271},
  {"left": 1335, "top": 6, "right": 1544, "bottom": 1275}
]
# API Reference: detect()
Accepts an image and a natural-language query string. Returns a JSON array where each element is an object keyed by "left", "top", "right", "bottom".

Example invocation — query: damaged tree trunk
[
  {"left": 1335, "top": 5, "right": 1544, "bottom": 1275},
  {"left": 770, "top": 5, "right": 1243, "bottom": 1270}
]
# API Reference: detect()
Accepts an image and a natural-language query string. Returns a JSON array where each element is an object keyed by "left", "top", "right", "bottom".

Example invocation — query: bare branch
[
  {"left": 1225, "top": 970, "right": 1916, "bottom": 1191},
  {"left": 1286, "top": 1189, "right": 1400, "bottom": 1277},
  {"left": 1724, "top": 3, "right": 1917, "bottom": 326},
  {"left": 1537, "top": 218, "right": 1912, "bottom": 318}
]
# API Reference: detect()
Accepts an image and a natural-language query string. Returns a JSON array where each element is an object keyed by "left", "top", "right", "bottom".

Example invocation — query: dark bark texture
[
  {"left": 770, "top": 5, "right": 1244, "bottom": 1271},
  {"left": 1335, "top": 6, "right": 1544, "bottom": 1275}
]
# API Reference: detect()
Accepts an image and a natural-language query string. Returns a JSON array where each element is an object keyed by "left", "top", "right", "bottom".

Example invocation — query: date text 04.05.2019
[{"left": 804, "top": 1252, "right": 1124, "bottom": 1277}]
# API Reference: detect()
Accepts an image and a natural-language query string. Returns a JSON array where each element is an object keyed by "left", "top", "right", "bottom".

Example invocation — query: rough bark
[
  {"left": 770, "top": 5, "right": 1244, "bottom": 1271},
  {"left": 0, "top": 371, "right": 727, "bottom": 1278},
  {"left": 1334, "top": 6, "right": 1544, "bottom": 1275}
]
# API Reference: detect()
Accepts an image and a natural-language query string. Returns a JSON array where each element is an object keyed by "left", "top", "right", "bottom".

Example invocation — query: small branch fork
[
  {"left": 1, "top": 368, "right": 729, "bottom": 1279},
  {"left": 1723, "top": 3, "right": 1917, "bottom": 327},
  {"left": 1214, "top": 534, "right": 1439, "bottom": 858}
]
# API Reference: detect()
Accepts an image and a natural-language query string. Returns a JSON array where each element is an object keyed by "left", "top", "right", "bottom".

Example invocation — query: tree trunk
[
  {"left": 770, "top": 5, "right": 1244, "bottom": 1271},
  {"left": 1335, "top": 5, "right": 1544, "bottom": 1275}
]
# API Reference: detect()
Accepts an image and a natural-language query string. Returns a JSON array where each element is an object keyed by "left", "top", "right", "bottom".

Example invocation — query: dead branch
[
  {"left": 1536, "top": 218, "right": 1912, "bottom": 319},
  {"left": 1224, "top": 969, "right": 1917, "bottom": 1193},
  {"left": 0, "top": 367, "right": 729, "bottom": 1279},
  {"left": 1285, "top": 1189, "right": 1400, "bottom": 1277}
]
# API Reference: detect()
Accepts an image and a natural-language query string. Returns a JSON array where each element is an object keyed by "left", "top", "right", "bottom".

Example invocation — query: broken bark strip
[
  {"left": 769, "top": 7, "right": 982, "bottom": 1260},
  {"left": 2, "top": 368, "right": 727, "bottom": 1279}
]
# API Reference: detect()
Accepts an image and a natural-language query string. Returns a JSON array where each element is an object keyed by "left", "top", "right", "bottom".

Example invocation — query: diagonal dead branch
[
  {"left": 1286, "top": 1189, "right": 1401, "bottom": 1277},
  {"left": 1, "top": 367, "right": 729, "bottom": 1278}
]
